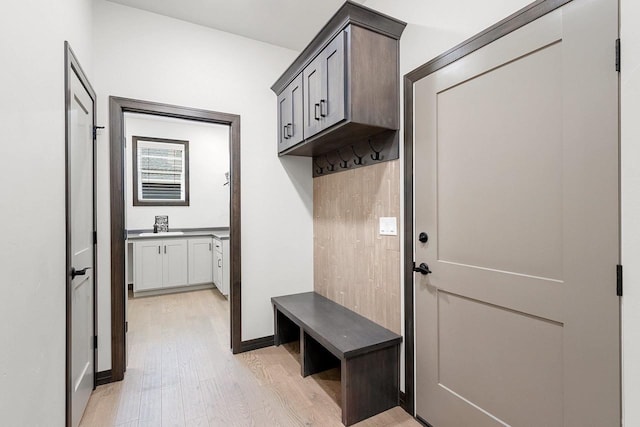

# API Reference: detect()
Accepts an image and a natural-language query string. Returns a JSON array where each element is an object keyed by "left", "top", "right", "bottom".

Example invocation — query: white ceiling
[{"left": 106, "top": 0, "right": 367, "bottom": 51}]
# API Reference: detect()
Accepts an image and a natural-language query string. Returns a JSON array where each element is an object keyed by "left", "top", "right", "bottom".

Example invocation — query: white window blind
[{"left": 134, "top": 138, "right": 188, "bottom": 203}]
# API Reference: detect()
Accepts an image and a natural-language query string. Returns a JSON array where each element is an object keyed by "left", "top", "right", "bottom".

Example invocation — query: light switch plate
[{"left": 379, "top": 217, "right": 398, "bottom": 236}]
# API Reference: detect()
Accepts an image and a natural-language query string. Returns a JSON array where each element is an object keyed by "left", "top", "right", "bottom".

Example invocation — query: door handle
[
  {"left": 314, "top": 103, "right": 320, "bottom": 120},
  {"left": 283, "top": 125, "right": 289, "bottom": 139},
  {"left": 413, "top": 262, "right": 432, "bottom": 275},
  {"left": 71, "top": 267, "right": 90, "bottom": 279},
  {"left": 286, "top": 123, "right": 293, "bottom": 138},
  {"left": 320, "top": 99, "right": 327, "bottom": 117}
]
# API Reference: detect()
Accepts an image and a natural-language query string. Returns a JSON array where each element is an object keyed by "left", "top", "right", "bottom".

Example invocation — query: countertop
[{"left": 127, "top": 228, "right": 229, "bottom": 241}]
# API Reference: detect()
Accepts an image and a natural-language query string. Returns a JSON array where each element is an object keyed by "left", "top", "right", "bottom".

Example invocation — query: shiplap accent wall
[{"left": 314, "top": 160, "right": 401, "bottom": 334}]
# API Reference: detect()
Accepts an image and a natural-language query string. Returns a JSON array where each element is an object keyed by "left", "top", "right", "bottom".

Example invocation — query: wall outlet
[{"left": 379, "top": 217, "right": 398, "bottom": 236}]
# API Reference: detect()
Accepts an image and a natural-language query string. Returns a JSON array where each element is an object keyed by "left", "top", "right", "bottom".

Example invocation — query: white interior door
[
  {"left": 413, "top": 1, "right": 619, "bottom": 426},
  {"left": 69, "top": 65, "right": 95, "bottom": 427}
]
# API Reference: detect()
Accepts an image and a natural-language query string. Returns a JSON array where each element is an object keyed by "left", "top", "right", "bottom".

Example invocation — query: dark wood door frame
[
  {"left": 401, "top": 0, "right": 572, "bottom": 416},
  {"left": 65, "top": 41, "right": 97, "bottom": 427},
  {"left": 109, "top": 97, "right": 242, "bottom": 382}
]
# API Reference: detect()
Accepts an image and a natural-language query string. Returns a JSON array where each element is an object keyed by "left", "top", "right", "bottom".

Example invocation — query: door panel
[
  {"left": 69, "top": 69, "right": 94, "bottom": 427},
  {"left": 414, "top": 2, "right": 619, "bottom": 426}
]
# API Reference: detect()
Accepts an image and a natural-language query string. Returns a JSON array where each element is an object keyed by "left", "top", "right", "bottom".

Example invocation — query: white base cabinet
[
  {"left": 213, "top": 238, "right": 230, "bottom": 297},
  {"left": 133, "top": 235, "right": 228, "bottom": 296},
  {"left": 188, "top": 238, "right": 214, "bottom": 285},
  {"left": 134, "top": 238, "right": 190, "bottom": 293}
]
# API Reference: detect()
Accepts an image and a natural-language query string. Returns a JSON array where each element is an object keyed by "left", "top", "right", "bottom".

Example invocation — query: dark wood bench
[{"left": 271, "top": 292, "right": 402, "bottom": 426}]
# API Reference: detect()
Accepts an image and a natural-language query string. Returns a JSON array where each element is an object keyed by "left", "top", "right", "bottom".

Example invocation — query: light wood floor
[{"left": 80, "top": 289, "right": 419, "bottom": 427}]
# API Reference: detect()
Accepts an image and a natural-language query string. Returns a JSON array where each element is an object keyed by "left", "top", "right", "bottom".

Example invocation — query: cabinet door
[
  {"left": 221, "top": 239, "right": 230, "bottom": 297},
  {"left": 277, "top": 74, "right": 304, "bottom": 153},
  {"left": 320, "top": 30, "right": 346, "bottom": 130},
  {"left": 163, "top": 239, "right": 188, "bottom": 288},
  {"left": 188, "top": 238, "right": 213, "bottom": 285},
  {"left": 303, "top": 53, "right": 324, "bottom": 138},
  {"left": 214, "top": 250, "right": 223, "bottom": 293},
  {"left": 288, "top": 74, "right": 304, "bottom": 148},
  {"left": 135, "top": 240, "right": 163, "bottom": 291},
  {"left": 277, "top": 88, "right": 291, "bottom": 152}
]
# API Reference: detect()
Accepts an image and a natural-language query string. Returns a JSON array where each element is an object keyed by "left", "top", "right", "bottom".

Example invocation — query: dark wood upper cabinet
[
  {"left": 271, "top": 1, "right": 406, "bottom": 157},
  {"left": 278, "top": 73, "right": 304, "bottom": 152}
]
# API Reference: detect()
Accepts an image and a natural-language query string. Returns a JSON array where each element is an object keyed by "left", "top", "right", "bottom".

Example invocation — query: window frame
[{"left": 132, "top": 135, "right": 190, "bottom": 206}]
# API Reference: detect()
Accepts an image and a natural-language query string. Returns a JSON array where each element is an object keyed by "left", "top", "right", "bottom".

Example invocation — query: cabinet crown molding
[{"left": 270, "top": 1, "right": 406, "bottom": 95}]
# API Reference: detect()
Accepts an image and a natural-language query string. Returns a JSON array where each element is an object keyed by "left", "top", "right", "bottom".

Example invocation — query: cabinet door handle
[
  {"left": 283, "top": 124, "right": 289, "bottom": 139},
  {"left": 158, "top": 245, "right": 161, "bottom": 254},
  {"left": 286, "top": 123, "right": 293, "bottom": 137},
  {"left": 314, "top": 103, "right": 320, "bottom": 120},
  {"left": 209, "top": 243, "right": 212, "bottom": 251},
  {"left": 320, "top": 99, "right": 327, "bottom": 117},
  {"left": 218, "top": 259, "right": 222, "bottom": 268},
  {"left": 164, "top": 245, "right": 166, "bottom": 254}
]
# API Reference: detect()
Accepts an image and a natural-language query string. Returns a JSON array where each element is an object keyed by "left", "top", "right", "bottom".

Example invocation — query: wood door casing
[{"left": 413, "top": 2, "right": 619, "bottom": 426}]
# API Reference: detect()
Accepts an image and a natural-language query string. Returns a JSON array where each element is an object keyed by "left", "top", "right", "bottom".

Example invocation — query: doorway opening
[{"left": 109, "top": 98, "right": 242, "bottom": 383}]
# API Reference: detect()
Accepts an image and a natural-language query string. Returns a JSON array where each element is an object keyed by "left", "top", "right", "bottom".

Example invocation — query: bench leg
[
  {"left": 273, "top": 308, "right": 299, "bottom": 347},
  {"left": 301, "top": 331, "right": 340, "bottom": 377},
  {"left": 341, "top": 345, "right": 399, "bottom": 426}
]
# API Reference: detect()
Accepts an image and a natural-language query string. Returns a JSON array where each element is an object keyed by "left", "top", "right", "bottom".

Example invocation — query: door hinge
[
  {"left": 94, "top": 335, "right": 98, "bottom": 349},
  {"left": 93, "top": 125, "right": 105, "bottom": 140},
  {"left": 616, "top": 38, "right": 621, "bottom": 72},
  {"left": 617, "top": 264, "right": 623, "bottom": 296}
]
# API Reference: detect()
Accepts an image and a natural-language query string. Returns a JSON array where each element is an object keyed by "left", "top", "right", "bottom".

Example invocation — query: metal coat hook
[
  {"left": 351, "top": 145, "right": 364, "bottom": 165},
  {"left": 368, "top": 139, "right": 383, "bottom": 161},
  {"left": 314, "top": 159, "right": 324, "bottom": 175},
  {"left": 337, "top": 150, "right": 349, "bottom": 169},
  {"left": 325, "top": 154, "right": 336, "bottom": 172}
]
